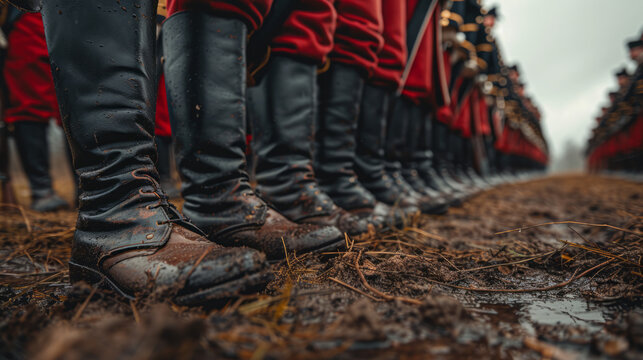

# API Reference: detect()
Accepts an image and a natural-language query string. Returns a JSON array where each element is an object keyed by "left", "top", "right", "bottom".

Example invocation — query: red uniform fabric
[
  {"left": 167, "top": 0, "right": 273, "bottom": 31},
  {"left": 495, "top": 125, "right": 514, "bottom": 153},
  {"left": 371, "top": 0, "right": 407, "bottom": 88},
  {"left": 625, "top": 115, "right": 643, "bottom": 150},
  {"left": 436, "top": 105, "right": 454, "bottom": 124},
  {"left": 435, "top": 50, "right": 454, "bottom": 124},
  {"left": 453, "top": 91, "right": 472, "bottom": 138},
  {"left": 155, "top": 74, "right": 172, "bottom": 137},
  {"left": 270, "top": 0, "right": 337, "bottom": 65},
  {"left": 331, "top": 0, "right": 384, "bottom": 77},
  {"left": 401, "top": 0, "right": 437, "bottom": 104},
  {"left": 400, "top": 1, "right": 447, "bottom": 106},
  {"left": 3, "top": 13, "right": 60, "bottom": 125},
  {"left": 474, "top": 90, "right": 491, "bottom": 136}
]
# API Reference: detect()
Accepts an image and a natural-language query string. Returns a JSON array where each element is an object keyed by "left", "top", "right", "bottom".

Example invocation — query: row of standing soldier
[
  {"left": 0, "top": 0, "right": 548, "bottom": 306},
  {"left": 586, "top": 32, "right": 643, "bottom": 175}
]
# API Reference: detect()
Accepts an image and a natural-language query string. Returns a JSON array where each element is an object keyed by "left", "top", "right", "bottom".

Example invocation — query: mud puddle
[{"left": 480, "top": 295, "right": 617, "bottom": 333}]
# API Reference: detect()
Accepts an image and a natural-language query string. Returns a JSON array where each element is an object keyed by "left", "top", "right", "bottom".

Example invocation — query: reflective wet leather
[
  {"left": 248, "top": 56, "right": 370, "bottom": 236},
  {"left": 162, "top": 13, "right": 344, "bottom": 258},
  {"left": 42, "top": 0, "right": 271, "bottom": 305},
  {"left": 386, "top": 97, "right": 449, "bottom": 214},
  {"left": 355, "top": 84, "right": 420, "bottom": 219},
  {"left": 316, "top": 64, "right": 377, "bottom": 211}
]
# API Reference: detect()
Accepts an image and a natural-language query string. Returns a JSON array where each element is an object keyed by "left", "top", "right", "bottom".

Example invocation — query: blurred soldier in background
[
  {"left": 586, "top": 32, "right": 642, "bottom": 176},
  {"left": 2, "top": 8, "right": 75, "bottom": 211}
]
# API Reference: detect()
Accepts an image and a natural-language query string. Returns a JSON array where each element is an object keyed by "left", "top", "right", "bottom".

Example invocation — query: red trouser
[
  {"left": 271, "top": 0, "right": 337, "bottom": 64},
  {"left": 371, "top": 0, "right": 407, "bottom": 88},
  {"left": 331, "top": 0, "right": 384, "bottom": 76},
  {"left": 167, "top": 0, "right": 273, "bottom": 31},
  {"left": 155, "top": 74, "right": 172, "bottom": 137},
  {"left": 4, "top": 13, "right": 60, "bottom": 125}
]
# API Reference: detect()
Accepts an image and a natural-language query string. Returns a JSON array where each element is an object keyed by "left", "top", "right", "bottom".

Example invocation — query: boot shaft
[
  {"left": 41, "top": 0, "right": 185, "bottom": 269},
  {"left": 356, "top": 84, "right": 390, "bottom": 163},
  {"left": 316, "top": 63, "right": 365, "bottom": 171},
  {"left": 249, "top": 55, "right": 337, "bottom": 221},
  {"left": 315, "top": 63, "right": 376, "bottom": 210},
  {"left": 163, "top": 12, "right": 250, "bottom": 196},
  {"left": 43, "top": 0, "right": 159, "bottom": 172},
  {"left": 250, "top": 56, "right": 318, "bottom": 177}
]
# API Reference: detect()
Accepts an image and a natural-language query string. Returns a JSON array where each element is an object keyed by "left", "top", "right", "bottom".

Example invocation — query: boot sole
[{"left": 69, "top": 261, "right": 273, "bottom": 307}]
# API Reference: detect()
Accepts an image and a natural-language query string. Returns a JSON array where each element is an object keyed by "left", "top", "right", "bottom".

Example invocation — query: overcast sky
[{"left": 488, "top": 0, "right": 642, "bottom": 160}]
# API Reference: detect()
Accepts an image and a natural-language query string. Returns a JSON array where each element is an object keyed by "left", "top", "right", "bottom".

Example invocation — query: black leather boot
[
  {"left": 248, "top": 55, "right": 369, "bottom": 236},
  {"left": 387, "top": 97, "right": 449, "bottom": 214},
  {"left": 483, "top": 136, "right": 502, "bottom": 186},
  {"left": 402, "top": 101, "right": 451, "bottom": 213},
  {"left": 163, "top": 12, "right": 344, "bottom": 260},
  {"left": 450, "top": 134, "right": 480, "bottom": 194},
  {"left": 315, "top": 63, "right": 389, "bottom": 228},
  {"left": 355, "top": 84, "right": 420, "bottom": 220},
  {"left": 428, "top": 122, "right": 464, "bottom": 205},
  {"left": 42, "top": 0, "right": 271, "bottom": 306},
  {"left": 13, "top": 121, "right": 68, "bottom": 212},
  {"left": 415, "top": 116, "right": 461, "bottom": 204},
  {"left": 432, "top": 121, "right": 470, "bottom": 196},
  {"left": 461, "top": 139, "right": 488, "bottom": 189}
]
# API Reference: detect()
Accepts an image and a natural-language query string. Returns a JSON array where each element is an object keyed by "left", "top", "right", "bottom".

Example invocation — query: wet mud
[{"left": 1, "top": 174, "right": 641, "bottom": 359}]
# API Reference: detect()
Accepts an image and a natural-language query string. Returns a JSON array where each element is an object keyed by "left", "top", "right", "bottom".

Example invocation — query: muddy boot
[
  {"left": 432, "top": 122, "right": 468, "bottom": 202},
  {"left": 415, "top": 116, "right": 461, "bottom": 205},
  {"left": 248, "top": 55, "right": 369, "bottom": 236},
  {"left": 462, "top": 139, "right": 489, "bottom": 189},
  {"left": 315, "top": 63, "right": 389, "bottom": 229},
  {"left": 13, "top": 121, "right": 68, "bottom": 212},
  {"left": 155, "top": 135, "right": 180, "bottom": 199},
  {"left": 448, "top": 134, "right": 479, "bottom": 195},
  {"left": 401, "top": 101, "right": 450, "bottom": 214},
  {"left": 355, "top": 83, "right": 420, "bottom": 222},
  {"left": 42, "top": 0, "right": 272, "bottom": 306},
  {"left": 386, "top": 98, "right": 448, "bottom": 215},
  {"left": 163, "top": 12, "right": 344, "bottom": 260}
]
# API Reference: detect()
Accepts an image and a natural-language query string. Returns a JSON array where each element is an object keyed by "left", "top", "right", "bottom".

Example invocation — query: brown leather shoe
[
  {"left": 70, "top": 225, "right": 272, "bottom": 306},
  {"left": 194, "top": 196, "right": 345, "bottom": 260}
]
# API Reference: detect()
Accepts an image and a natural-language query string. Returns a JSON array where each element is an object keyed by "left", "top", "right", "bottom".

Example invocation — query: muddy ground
[{"left": 1, "top": 174, "right": 641, "bottom": 359}]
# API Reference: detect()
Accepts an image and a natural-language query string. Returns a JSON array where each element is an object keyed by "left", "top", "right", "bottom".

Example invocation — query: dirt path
[{"left": 1, "top": 174, "right": 641, "bottom": 359}]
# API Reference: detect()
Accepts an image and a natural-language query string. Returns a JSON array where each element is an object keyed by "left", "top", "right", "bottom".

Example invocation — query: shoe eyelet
[{"left": 139, "top": 188, "right": 154, "bottom": 196}]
